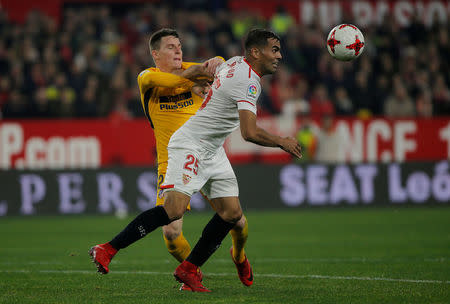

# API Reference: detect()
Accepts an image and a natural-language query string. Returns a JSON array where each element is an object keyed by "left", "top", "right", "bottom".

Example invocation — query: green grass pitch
[{"left": 1, "top": 207, "right": 449, "bottom": 303}]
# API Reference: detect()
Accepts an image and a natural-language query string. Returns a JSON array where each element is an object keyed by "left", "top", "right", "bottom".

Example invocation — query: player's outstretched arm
[
  {"left": 239, "top": 110, "right": 302, "bottom": 158},
  {"left": 138, "top": 70, "right": 192, "bottom": 92}
]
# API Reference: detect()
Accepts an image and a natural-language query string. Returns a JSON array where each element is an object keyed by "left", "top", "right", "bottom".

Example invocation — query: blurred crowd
[{"left": 0, "top": 3, "right": 449, "bottom": 120}]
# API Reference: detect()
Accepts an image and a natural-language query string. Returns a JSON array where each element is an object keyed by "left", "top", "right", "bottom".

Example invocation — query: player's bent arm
[
  {"left": 138, "top": 56, "right": 224, "bottom": 91},
  {"left": 182, "top": 56, "right": 224, "bottom": 81},
  {"left": 239, "top": 110, "right": 303, "bottom": 158},
  {"left": 239, "top": 109, "right": 281, "bottom": 147},
  {"left": 180, "top": 64, "right": 213, "bottom": 83},
  {"left": 202, "top": 56, "right": 226, "bottom": 76},
  {"left": 138, "top": 70, "right": 193, "bottom": 92}
]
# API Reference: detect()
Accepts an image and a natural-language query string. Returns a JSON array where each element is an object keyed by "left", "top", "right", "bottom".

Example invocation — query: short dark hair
[
  {"left": 149, "top": 28, "right": 179, "bottom": 51},
  {"left": 244, "top": 29, "right": 281, "bottom": 54}
]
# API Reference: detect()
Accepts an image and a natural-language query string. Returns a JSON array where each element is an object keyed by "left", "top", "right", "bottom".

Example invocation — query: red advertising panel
[
  {"left": 0, "top": 119, "right": 156, "bottom": 169},
  {"left": 225, "top": 117, "right": 450, "bottom": 163},
  {"left": 0, "top": 117, "right": 449, "bottom": 169},
  {"left": 224, "top": 117, "right": 450, "bottom": 163}
]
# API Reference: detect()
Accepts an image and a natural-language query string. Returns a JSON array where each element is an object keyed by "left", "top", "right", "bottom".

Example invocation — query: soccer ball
[{"left": 326, "top": 24, "right": 365, "bottom": 61}]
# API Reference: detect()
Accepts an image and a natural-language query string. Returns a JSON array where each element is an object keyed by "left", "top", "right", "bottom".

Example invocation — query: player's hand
[
  {"left": 279, "top": 137, "right": 302, "bottom": 158},
  {"left": 181, "top": 65, "right": 213, "bottom": 83},
  {"left": 192, "top": 83, "right": 211, "bottom": 98},
  {"left": 202, "top": 57, "right": 224, "bottom": 76}
]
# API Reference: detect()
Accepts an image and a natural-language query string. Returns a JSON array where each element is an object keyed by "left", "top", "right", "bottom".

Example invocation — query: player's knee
[
  {"left": 163, "top": 225, "right": 181, "bottom": 241},
  {"left": 221, "top": 208, "right": 242, "bottom": 224},
  {"left": 233, "top": 214, "right": 246, "bottom": 230},
  {"left": 165, "top": 207, "right": 185, "bottom": 222}
]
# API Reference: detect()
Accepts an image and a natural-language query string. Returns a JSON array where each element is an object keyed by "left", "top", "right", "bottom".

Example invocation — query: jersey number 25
[{"left": 184, "top": 154, "right": 198, "bottom": 175}]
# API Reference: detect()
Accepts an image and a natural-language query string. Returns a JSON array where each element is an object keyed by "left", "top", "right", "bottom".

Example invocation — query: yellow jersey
[{"left": 137, "top": 62, "right": 203, "bottom": 167}]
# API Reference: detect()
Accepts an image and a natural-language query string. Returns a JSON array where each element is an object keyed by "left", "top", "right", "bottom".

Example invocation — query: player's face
[
  {"left": 155, "top": 35, "right": 183, "bottom": 70},
  {"left": 259, "top": 38, "right": 282, "bottom": 75}
]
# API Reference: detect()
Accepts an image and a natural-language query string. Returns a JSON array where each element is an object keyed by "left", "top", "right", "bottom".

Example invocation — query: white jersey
[{"left": 171, "top": 56, "right": 261, "bottom": 153}]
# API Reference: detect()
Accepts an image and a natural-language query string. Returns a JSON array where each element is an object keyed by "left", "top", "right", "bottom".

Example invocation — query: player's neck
[
  {"left": 155, "top": 60, "right": 179, "bottom": 73},
  {"left": 244, "top": 57, "right": 264, "bottom": 77},
  {"left": 157, "top": 65, "right": 175, "bottom": 73}
]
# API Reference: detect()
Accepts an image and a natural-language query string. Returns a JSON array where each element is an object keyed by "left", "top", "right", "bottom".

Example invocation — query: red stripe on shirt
[
  {"left": 160, "top": 184, "right": 174, "bottom": 189},
  {"left": 243, "top": 58, "right": 262, "bottom": 78},
  {"left": 237, "top": 100, "right": 255, "bottom": 107}
]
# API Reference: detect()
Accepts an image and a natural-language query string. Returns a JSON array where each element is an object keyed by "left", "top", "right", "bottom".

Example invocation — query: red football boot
[
  {"left": 174, "top": 261, "right": 211, "bottom": 292},
  {"left": 179, "top": 284, "right": 192, "bottom": 291},
  {"left": 179, "top": 268, "right": 203, "bottom": 291},
  {"left": 230, "top": 247, "right": 253, "bottom": 286},
  {"left": 89, "top": 243, "right": 117, "bottom": 274}
]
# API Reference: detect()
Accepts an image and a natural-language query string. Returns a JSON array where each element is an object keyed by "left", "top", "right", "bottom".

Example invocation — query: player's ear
[
  {"left": 151, "top": 49, "right": 159, "bottom": 61},
  {"left": 250, "top": 47, "right": 260, "bottom": 59}
]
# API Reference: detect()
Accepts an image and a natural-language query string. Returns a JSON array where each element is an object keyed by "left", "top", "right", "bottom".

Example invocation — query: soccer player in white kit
[
  {"left": 166, "top": 29, "right": 302, "bottom": 292},
  {"left": 89, "top": 29, "right": 302, "bottom": 293}
]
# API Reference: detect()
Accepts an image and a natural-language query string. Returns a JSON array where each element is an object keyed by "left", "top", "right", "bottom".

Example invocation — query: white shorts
[{"left": 161, "top": 137, "right": 238, "bottom": 199}]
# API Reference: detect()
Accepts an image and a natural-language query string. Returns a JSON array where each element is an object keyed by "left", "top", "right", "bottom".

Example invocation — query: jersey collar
[{"left": 243, "top": 57, "right": 262, "bottom": 79}]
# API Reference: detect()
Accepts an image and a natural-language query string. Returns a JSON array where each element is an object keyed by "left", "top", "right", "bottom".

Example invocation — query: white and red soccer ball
[{"left": 327, "top": 24, "right": 365, "bottom": 61}]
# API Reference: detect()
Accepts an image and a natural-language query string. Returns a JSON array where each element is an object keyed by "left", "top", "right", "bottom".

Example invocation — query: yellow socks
[
  {"left": 230, "top": 216, "right": 248, "bottom": 264},
  {"left": 163, "top": 232, "right": 191, "bottom": 263}
]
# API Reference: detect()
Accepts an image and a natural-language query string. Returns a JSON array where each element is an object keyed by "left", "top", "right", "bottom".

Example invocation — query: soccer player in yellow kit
[{"left": 126, "top": 28, "right": 251, "bottom": 288}]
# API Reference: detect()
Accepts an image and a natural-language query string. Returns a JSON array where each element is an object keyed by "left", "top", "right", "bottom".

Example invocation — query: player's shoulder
[
  {"left": 138, "top": 67, "right": 158, "bottom": 79},
  {"left": 225, "top": 56, "right": 260, "bottom": 84},
  {"left": 218, "top": 56, "right": 243, "bottom": 76},
  {"left": 223, "top": 56, "right": 244, "bottom": 67},
  {"left": 181, "top": 62, "right": 200, "bottom": 70}
]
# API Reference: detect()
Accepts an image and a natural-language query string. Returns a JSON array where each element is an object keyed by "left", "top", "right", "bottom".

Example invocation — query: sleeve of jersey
[
  {"left": 138, "top": 70, "right": 192, "bottom": 91},
  {"left": 183, "top": 57, "right": 225, "bottom": 69},
  {"left": 181, "top": 62, "right": 199, "bottom": 69},
  {"left": 233, "top": 81, "right": 261, "bottom": 115}
]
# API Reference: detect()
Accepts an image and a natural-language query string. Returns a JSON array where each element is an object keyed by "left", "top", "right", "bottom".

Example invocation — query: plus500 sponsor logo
[
  {"left": 159, "top": 99, "right": 194, "bottom": 110},
  {"left": 0, "top": 123, "right": 100, "bottom": 169}
]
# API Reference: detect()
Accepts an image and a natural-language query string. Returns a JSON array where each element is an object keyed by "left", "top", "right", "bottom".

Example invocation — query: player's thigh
[
  {"left": 157, "top": 167, "right": 192, "bottom": 211},
  {"left": 210, "top": 196, "right": 242, "bottom": 224},
  {"left": 163, "top": 190, "right": 190, "bottom": 220}
]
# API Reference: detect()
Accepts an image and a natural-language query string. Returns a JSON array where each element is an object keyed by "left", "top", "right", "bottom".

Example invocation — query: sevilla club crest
[{"left": 182, "top": 174, "right": 192, "bottom": 185}]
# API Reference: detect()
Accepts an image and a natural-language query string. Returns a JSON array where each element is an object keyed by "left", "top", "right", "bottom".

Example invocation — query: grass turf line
[{"left": 0, "top": 207, "right": 449, "bottom": 303}]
